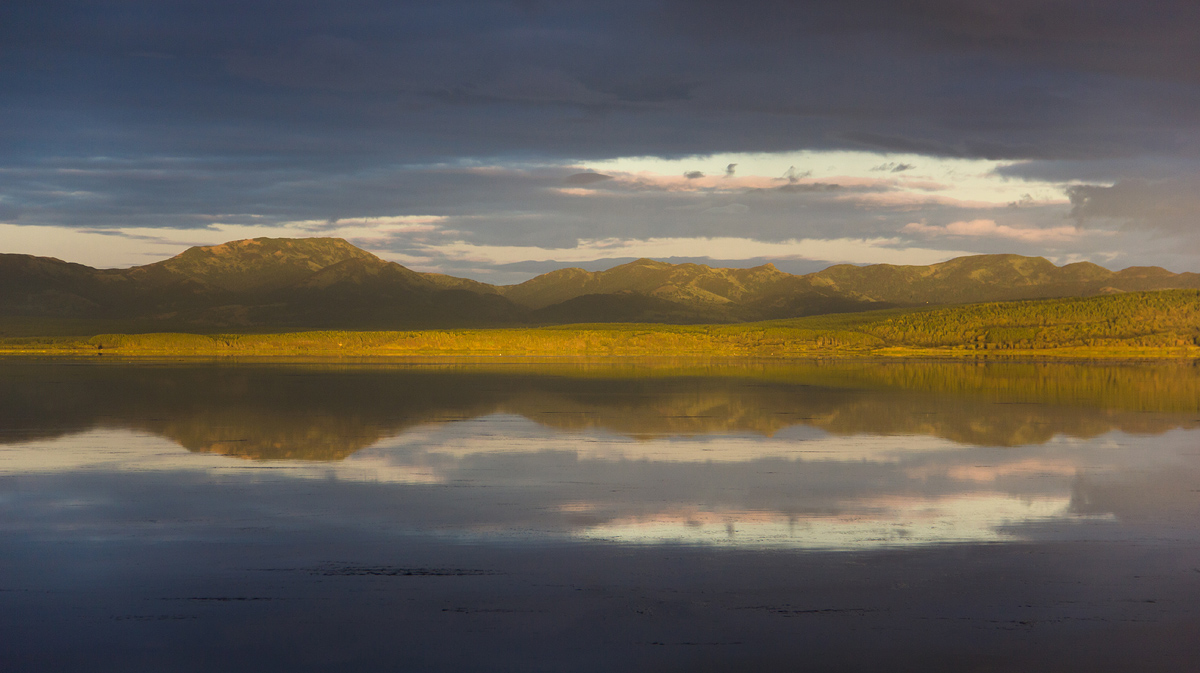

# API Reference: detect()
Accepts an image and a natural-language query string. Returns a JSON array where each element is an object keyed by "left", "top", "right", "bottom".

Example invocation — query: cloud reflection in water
[{"left": 3, "top": 358, "right": 1196, "bottom": 550}]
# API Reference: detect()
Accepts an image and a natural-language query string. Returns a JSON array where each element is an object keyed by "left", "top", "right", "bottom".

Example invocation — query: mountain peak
[
  {"left": 180, "top": 236, "right": 370, "bottom": 260},
  {"left": 620, "top": 258, "right": 673, "bottom": 269},
  {"left": 141, "top": 237, "right": 386, "bottom": 292}
]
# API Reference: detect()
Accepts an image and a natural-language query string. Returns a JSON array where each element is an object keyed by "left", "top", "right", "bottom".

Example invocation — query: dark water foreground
[{"left": 2, "top": 358, "right": 1199, "bottom": 672}]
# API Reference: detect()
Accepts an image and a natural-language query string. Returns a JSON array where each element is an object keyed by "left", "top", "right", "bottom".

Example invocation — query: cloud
[
  {"left": 0, "top": 214, "right": 455, "bottom": 268},
  {"left": 702, "top": 203, "right": 750, "bottom": 215},
  {"left": 564, "top": 172, "right": 614, "bottom": 186},
  {"left": 4, "top": 0, "right": 1200, "bottom": 178},
  {"left": 553, "top": 187, "right": 603, "bottom": 196},
  {"left": 568, "top": 171, "right": 785, "bottom": 193},
  {"left": 307, "top": 216, "right": 448, "bottom": 241},
  {"left": 14, "top": 138, "right": 1189, "bottom": 282},
  {"left": 872, "top": 162, "right": 915, "bottom": 173},
  {"left": 554, "top": 168, "right": 899, "bottom": 197},
  {"left": 431, "top": 235, "right": 977, "bottom": 267},
  {"left": 782, "top": 166, "right": 812, "bottom": 183},
  {"left": 1068, "top": 178, "right": 1200, "bottom": 234},
  {"left": 775, "top": 182, "right": 842, "bottom": 193},
  {"left": 667, "top": 0, "right": 1200, "bottom": 86},
  {"left": 903, "top": 219, "right": 1086, "bottom": 243}
]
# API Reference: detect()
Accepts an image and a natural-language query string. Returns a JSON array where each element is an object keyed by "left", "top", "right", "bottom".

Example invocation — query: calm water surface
[{"left": 2, "top": 359, "right": 1199, "bottom": 671}]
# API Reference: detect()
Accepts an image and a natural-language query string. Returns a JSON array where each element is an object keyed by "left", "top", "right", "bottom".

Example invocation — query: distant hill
[
  {"left": 500, "top": 258, "right": 789, "bottom": 309},
  {"left": 2, "top": 236, "right": 1198, "bottom": 334},
  {"left": 499, "top": 253, "right": 1200, "bottom": 317},
  {"left": 0, "top": 237, "right": 521, "bottom": 331}
]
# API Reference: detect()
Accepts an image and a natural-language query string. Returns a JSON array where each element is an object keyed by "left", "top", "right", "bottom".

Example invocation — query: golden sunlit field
[{"left": 3, "top": 289, "right": 1197, "bottom": 359}]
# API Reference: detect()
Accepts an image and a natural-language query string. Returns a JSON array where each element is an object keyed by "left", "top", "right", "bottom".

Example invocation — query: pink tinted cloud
[
  {"left": 848, "top": 193, "right": 1003, "bottom": 209},
  {"left": 612, "top": 172, "right": 779, "bottom": 191},
  {"left": 903, "top": 219, "right": 1084, "bottom": 242}
]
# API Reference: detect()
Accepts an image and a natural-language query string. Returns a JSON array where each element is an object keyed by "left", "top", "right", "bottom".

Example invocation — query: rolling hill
[
  {"left": 2, "top": 236, "right": 1198, "bottom": 334},
  {"left": 0, "top": 238, "right": 519, "bottom": 331},
  {"left": 498, "top": 253, "right": 1200, "bottom": 315}
]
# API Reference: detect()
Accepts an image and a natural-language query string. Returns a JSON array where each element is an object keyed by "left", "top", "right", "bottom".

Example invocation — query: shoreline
[{"left": 1, "top": 330, "right": 1197, "bottom": 361}]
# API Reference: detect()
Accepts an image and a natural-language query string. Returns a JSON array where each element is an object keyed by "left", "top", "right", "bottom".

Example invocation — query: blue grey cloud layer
[{"left": 1, "top": 0, "right": 1198, "bottom": 272}]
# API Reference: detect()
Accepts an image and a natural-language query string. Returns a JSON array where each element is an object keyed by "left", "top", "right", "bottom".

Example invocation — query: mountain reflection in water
[{"left": 2, "top": 359, "right": 1197, "bottom": 458}]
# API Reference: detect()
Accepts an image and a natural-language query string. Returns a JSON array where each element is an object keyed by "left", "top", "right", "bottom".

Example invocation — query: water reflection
[
  {"left": 2, "top": 359, "right": 1197, "bottom": 456},
  {"left": 4, "top": 359, "right": 1200, "bottom": 671},
  {"left": 2, "top": 359, "right": 1198, "bottom": 549}
]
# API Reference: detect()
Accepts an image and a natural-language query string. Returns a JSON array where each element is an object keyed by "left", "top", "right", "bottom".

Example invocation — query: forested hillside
[{"left": 856, "top": 289, "right": 1200, "bottom": 350}]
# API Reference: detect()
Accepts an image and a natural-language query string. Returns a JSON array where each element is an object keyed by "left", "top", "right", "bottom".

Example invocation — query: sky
[{"left": 2, "top": 0, "right": 1200, "bottom": 283}]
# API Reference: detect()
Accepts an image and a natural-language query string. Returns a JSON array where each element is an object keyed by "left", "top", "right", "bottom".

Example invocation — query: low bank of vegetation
[{"left": 2, "top": 290, "right": 1198, "bottom": 359}]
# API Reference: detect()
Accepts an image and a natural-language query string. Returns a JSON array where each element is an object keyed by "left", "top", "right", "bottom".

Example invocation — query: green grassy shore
[{"left": 3, "top": 290, "right": 1199, "bottom": 359}]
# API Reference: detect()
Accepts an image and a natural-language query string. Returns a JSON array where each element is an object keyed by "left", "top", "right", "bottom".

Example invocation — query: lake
[{"left": 2, "top": 358, "right": 1199, "bottom": 671}]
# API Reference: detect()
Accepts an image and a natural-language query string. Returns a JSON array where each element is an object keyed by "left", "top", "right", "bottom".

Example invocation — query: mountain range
[{"left": 2, "top": 236, "right": 1198, "bottom": 332}]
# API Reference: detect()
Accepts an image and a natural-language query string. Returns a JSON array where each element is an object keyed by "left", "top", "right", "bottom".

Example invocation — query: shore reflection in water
[{"left": 2, "top": 359, "right": 1199, "bottom": 671}]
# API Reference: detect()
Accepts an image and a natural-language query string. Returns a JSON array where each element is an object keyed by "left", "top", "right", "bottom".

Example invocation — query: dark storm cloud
[
  {"left": 0, "top": 199, "right": 21, "bottom": 221},
  {"left": 666, "top": 0, "right": 1200, "bottom": 84},
  {"left": 0, "top": 158, "right": 578, "bottom": 230},
  {"left": 995, "top": 158, "right": 1200, "bottom": 183},
  {"left": 5, "top": 1, "right": 1200, "bottom": 161},
  {"left": 1068, "top": 178, "right": 1200, "bottom": 235},
  {"left": 2, "top": 0, "right": 1200, "bottom": 245}
]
